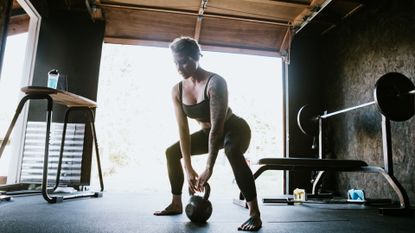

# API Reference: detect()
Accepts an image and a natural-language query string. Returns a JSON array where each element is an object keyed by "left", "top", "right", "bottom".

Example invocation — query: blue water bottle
[{"left": 47, "top": 69, "right": 59, "bottom": 89}]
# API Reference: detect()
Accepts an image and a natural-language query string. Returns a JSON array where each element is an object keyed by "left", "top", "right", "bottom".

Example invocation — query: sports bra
[{"left": 179, "top": 74, "right": 215, "bottom": 122}]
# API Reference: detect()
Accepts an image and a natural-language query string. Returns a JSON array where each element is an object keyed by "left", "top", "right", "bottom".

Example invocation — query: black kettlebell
[{"left": 185, "top": 183, "right": 212, "bottom": 223}]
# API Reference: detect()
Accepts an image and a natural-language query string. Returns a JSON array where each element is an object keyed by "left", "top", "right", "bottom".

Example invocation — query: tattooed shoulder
[{"left": 208, "top": 75, "right": 227, "bottom": 96}]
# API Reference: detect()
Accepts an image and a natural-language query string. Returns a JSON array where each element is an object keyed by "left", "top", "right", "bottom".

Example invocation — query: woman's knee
[
  {"left": 165, "top": 145, "right": 181, "bottom": 162},
  {"left": 224, "top": 145, "right": 244, "bottom": 161},
  {"left": 165, "top": 146, "right": 173, "bottom": 157}
]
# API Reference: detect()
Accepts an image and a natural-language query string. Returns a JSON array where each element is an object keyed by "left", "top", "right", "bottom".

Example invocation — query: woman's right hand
[{"left": 185, "top": 166, "right": 199, "bottom": 194}]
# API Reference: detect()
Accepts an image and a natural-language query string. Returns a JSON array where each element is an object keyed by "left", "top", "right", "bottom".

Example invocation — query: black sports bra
[{"left": 179, "top": 75, "right": 214, "bottom": 122}]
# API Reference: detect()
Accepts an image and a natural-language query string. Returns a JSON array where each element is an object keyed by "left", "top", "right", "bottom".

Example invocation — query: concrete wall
[
  {"left": 323, "top": 0, "right": 415, "bottom": 202},
  {"left": 289, "top": 0, "right": 415, "bottom": 202}
]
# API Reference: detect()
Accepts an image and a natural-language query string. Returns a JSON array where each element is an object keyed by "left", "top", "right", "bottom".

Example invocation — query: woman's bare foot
[
  {"left": 238, "top": 216, "right": 262, "bottom": 231},
  {"left": 238, "top": 197, "right": 262, "bottom": 231},
  {"left": 153, "top": 203, "right": 183, "bottom": 215},
  {"left": 154, "top": 194, "right": 183, "bottom": 216}
]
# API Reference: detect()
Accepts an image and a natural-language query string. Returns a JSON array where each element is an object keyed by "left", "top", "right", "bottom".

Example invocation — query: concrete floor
[{"left": 0, "top": 192, "right": 414, "bottom": 233}]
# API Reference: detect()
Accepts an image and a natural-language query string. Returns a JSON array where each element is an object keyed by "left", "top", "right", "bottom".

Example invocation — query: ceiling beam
[
  {"left": 86, "top": 0, "right": 104, "bottom": 21},
  {"left": 194, "top": 0, "right": 208, "bottom": 41},
  {"left": 98, "top": 2, "right": 291, "bottom": 27},
  {"left": 294, "top": 0, "right": 333, "bottom": 33},
  {"left": 243, "top": 0, "right": 310, "bottom": 8}
]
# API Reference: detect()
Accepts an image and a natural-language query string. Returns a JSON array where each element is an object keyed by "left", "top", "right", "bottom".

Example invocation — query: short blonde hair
[{"left": 169, "top": 36, "right": 202, "bottom": 61}]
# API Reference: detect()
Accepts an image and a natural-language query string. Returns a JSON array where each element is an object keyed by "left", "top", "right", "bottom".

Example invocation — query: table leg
[
  {"left": 41, "top": 96, "right": 62, "bottom": 203},
  {"left": 0, "top": 95, "right": 32, "bottom": 159},
  {"left": 87, "top": 108, "right": 104, "bottom": 192}
]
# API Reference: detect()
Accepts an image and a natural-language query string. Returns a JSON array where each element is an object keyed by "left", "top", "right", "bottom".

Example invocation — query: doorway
[
  {"left": 0, "top": 32, "right": 27, "bottom": 181},
  {"left": 0, "top": 0, "right": 41, "bottom": 185},
  {"left": 95, "top": 44, "right": 284, "bottom": 199}
]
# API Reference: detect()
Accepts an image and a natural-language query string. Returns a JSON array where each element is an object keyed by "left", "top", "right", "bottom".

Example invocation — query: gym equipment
[
  {"left": 236, "top": 72, "right": 414, "bottom": 215},
  {"left": 297, "top": 104, "right": 319, "bottom": 136},
  {"left": 185, "top": 183, "right": 213, "bottom": 223},
  {"left": 298, "top": 72, "right": 415, "bottom": 135},
  {"left": 375, "top": 72, "right": 415, "bottom": 121}
]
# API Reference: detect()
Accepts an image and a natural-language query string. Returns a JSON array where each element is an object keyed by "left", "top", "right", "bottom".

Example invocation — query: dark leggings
[{"left": 165, "top": 114, "right": 257, "bottom": 202}]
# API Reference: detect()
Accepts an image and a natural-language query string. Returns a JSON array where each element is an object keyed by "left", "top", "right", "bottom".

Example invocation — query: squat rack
[{"left": 237, "top": 72, "right": 414, "bottom": 215}]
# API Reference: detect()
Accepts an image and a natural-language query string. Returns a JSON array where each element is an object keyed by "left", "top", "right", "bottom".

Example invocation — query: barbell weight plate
[
  {"left": 297, "top": 105, "right": 319, "bottom": 136},
  {"left": 374, "top": 72, "right": 415, "bottom": 121}
]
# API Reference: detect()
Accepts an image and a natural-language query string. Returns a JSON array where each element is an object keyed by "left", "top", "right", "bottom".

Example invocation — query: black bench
[{"left": 235, "top": 156, "right": 411, "bottom": 215}]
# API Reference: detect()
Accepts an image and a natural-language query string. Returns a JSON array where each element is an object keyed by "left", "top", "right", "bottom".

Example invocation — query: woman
[{"left": 154, "top": 37, "right": 262, "bottom": 231}]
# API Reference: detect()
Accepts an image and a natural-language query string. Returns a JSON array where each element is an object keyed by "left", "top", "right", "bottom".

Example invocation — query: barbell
[{"left": 298, "top": 72, "right": 415, "bottom": 136}]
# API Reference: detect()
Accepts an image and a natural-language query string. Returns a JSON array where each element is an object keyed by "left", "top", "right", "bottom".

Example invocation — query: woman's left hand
[{"left": 196, "top": 168, "right": 213, "bottom": 192}]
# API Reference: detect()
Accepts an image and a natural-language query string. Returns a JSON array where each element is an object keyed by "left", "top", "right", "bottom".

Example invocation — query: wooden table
[
  {"left": 21, "top": 86, "right": 97, "bottom": 108},
  {"left": 0, "top": 86, "right": 103, "bottom": 203}
]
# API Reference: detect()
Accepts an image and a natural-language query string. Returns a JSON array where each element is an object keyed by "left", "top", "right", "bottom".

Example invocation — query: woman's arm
[
  {"left": 198, "top": 76, "right": 228, "bottom": 189},
  {"left": 171, "top": 84, "right": 199, "bottom": 193}
]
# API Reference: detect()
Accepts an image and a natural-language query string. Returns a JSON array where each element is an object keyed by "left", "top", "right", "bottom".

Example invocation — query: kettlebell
[{"left": 185, "top": 183, "right": 212, "bottom": 223}]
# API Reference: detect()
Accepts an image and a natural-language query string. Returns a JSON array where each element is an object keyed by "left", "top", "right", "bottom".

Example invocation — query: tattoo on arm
[{"left": 207, "top": 76, "right": 228, "bottom": 170}]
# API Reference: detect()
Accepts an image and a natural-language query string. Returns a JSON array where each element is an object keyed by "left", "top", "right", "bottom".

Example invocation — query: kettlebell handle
[{"left": 189, "top": 182, "right": 211, "bottom": 200}]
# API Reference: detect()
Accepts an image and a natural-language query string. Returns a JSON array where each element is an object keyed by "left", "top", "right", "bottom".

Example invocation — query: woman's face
[{"left": 173, "top": 52, "right": 198, "bottom": 79}]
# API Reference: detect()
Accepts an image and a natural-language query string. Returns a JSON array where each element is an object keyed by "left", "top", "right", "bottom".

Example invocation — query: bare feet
[
  {"left": 154, "top": 195, "right": 183, "bottom": 216},
  {"left": 238, "top": 216, "right": 262, "bottom": 231},
  {"left": 238, "top": 197, "right": 262, "bottom": 231},
  {"left": 153, "top": 202, "right": 183, "bottom": 216}
]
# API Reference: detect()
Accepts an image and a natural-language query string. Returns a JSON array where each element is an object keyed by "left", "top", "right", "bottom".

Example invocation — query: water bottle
[{"left": 47, "top": 69, "right": 59, "bottom": 89}]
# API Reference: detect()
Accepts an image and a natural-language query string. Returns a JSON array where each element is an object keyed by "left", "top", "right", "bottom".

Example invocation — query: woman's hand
[
  {"left": 185, "top": 167, "right": 199, "bottom": 194},
  {"left": 197, "top": 168, "right": 213, "bottom": 192}
]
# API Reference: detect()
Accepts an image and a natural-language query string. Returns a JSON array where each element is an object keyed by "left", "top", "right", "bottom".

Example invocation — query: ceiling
[
  {"left": 8, "top": 0, "right": 30, "bottom": 36},
  {"left": 93, "top": 0, "right": 365, "bottom": 57},
  {"left": 10, "top": 0, "right": 366, "bottom": 57}
]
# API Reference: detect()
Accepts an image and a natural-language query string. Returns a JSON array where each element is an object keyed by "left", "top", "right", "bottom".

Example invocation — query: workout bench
[{"left": 236, "top": 73, "right": 414, "bottom": 215}]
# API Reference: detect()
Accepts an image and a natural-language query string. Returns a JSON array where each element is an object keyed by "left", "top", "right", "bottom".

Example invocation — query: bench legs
[{"left": 240, "top": 164, "right": 412, "bottom": 215}]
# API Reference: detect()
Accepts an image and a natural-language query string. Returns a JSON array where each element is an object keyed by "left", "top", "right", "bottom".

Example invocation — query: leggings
[{"left": 165, "top": 114, "right": 257, "bottom": 202}]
